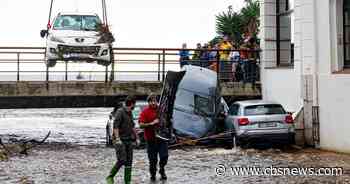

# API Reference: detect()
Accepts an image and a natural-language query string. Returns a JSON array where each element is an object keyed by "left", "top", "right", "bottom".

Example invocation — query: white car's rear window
[{"left": 244, "top": 104, "right": 286, "bottom": 116}]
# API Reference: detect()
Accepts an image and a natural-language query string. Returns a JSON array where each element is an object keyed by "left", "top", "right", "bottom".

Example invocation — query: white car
[{"left": 40, "top": 12, "right": 113, "bottom": 67}]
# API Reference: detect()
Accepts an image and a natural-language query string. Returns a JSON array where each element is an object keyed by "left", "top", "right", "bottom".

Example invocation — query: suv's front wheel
[
  {"left": 97, "top": 60, "right": 111, "bottom": 66},
  {"left": 46, "top": 59, "right": 57, "bottom": 67},
  {"left": 97, "top": 48, "right": 113, "bottom": 66}
]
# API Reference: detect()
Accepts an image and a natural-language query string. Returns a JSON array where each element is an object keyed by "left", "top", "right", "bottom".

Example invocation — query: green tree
[
  {"left": 214, "top": 1, "right": 260, "bottom": 44},
  {"left": 215, "top": 5, "right": 243, "bottom": 43}
]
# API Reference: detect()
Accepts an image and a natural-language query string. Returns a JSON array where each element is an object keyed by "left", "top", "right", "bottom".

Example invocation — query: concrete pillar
[
  {"left": 260, "top": 0, "right": 277, "bottom": 68},
  {"left": 298, "top": 0, "right": 318, "bottom": 146}
]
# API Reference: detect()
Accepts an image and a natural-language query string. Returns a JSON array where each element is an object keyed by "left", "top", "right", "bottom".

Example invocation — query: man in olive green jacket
[{"left": 106, "top": 96, "right": 139, "bottom": 184}]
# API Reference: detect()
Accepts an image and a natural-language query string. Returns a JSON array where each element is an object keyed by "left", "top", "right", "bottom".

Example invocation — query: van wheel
[
  {"left": 46, "top": 59, "right": 57, "bottom": 67},
  {"left": 97, "top": 60, "right": 111, "bottom": 66}
]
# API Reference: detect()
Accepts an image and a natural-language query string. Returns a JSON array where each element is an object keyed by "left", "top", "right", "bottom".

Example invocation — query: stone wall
[{"left": 0, "top": 81, "right": 261, "bottom": 108}]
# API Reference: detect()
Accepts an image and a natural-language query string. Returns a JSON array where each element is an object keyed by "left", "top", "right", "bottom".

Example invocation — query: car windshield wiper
[{"left": 83, "top": 28, "right": 95, "bottom": 31}]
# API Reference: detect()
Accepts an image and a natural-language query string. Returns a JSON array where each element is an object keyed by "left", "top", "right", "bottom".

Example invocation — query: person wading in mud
[
  {"left": 106, "top": 96, "right": 139, "bottom": 184},
  {"left": 139, "top": 94, "right": 169, "bottom": 182}
]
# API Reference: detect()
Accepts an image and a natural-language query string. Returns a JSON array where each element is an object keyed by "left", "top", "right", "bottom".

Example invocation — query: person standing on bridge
[
  {"left": 106, "top": 95, "right": 138, "bottom": 184},
  {"left": 139, "top": 94, "right": 169, "bottom": 182},
  {"left": 179, "top": 43, "right": 190, "bottom": 67}
]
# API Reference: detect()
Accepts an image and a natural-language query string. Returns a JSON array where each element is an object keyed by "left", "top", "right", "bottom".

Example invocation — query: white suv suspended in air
[{"left": 40, "top": 12, "right": 114, "bottom": 67}]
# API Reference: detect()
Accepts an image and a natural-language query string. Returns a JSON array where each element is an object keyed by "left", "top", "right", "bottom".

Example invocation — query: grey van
[{"left": 172, "top": 65, "right": 228, "bottom": 139}]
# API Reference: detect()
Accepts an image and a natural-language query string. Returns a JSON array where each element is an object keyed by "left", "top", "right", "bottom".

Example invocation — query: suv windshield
[
  {"left": 244, "top": 104, "right": 286, "bottom": 116},
  {"left": 175, "top": 89, "right": 214, "bottom": 116},
  {"left": 53, "top": 15, "right": 101, "bottom": 31},
  {"left": 194, "top": 94, "right": 214, "bottom": 116}
]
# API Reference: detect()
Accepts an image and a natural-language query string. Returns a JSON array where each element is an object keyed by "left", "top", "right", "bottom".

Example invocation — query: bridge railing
[{"left": 0, "top": 47, "right": 260, "bottom": 85}]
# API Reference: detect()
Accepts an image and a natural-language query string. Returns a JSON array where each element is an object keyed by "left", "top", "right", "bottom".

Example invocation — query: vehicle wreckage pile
[{"left": 105, "top": 65, "right": 233, "bottom": 148}]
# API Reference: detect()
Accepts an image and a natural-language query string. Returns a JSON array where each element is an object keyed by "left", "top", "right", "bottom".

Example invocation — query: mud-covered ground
[
  {"left": 0, "top": 144, "right": 349, "bottom": 184},
  {"left": 0, "top": 108, "right": 350, "bottom": 183}
]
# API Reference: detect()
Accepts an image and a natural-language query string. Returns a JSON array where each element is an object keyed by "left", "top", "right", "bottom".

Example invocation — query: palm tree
[
  {"left": 215, "top": 6, "right": 243, "bottom": 43},
  {"left": 241, "top": 0, "right": 260, "bottom": 37},
  {"left": 215, "top": 1, "right": 260, "bottom": 43}
]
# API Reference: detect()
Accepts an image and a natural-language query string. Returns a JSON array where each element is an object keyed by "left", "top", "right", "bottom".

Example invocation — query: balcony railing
[{"left": 0, "top": 47, "right": 260, "bottom": 86}]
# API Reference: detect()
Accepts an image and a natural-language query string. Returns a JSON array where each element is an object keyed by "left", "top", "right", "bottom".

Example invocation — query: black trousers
[
  {"left": 146, "top": 140, "right": 169, "bottom": 176},
  {"left": 243, "top": 60, "right": 257, "bottom": 84}
]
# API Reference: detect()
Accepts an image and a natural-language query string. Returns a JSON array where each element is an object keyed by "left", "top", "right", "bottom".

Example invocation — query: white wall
[
  {"left": 315, "top": 0, "right": 350, "bottom": 153},
  {"left": 318, "top": 75, "right": 350, "bottom": 153},
  {"left": 262, "top": 0, "right": 350, "bottom": 153},
  {"left": 260, "top": 0, "right": 302, "bottom": 113},
  {"left": 262, "top": 67, "right": 302, "bottom": 112}
]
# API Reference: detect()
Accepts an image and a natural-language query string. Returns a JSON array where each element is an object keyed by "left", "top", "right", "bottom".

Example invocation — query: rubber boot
[
  {"left": 159, "top": 167, "right": 167, "bottom": 181},
  {"left": 124, "top": 166, "right": 132, "bottom": 184},
  {"left": 106, "top": 164, "right": 118, "bottom": 184}
]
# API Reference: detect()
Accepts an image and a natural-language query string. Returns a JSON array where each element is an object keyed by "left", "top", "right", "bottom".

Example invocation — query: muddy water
[{"left": 0, "top": 108, "right": 350, "bottom": 183}]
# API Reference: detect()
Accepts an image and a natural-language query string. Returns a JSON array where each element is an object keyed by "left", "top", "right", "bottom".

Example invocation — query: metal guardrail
[{"left": 0, "top": 47, "right": 260, "bottom": 84}]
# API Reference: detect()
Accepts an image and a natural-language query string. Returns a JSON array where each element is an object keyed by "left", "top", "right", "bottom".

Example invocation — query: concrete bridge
[
  {"left": 0, "top": 47, "right": 261, "bottom": 108},
  {"left": 0, "top": 81, "right": 261, "bottom": 108}
]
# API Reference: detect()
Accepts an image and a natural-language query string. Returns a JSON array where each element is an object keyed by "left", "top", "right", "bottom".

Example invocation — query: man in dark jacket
[
  {"left": 106, "top": 96, "right": 138, "bottom": 184},
  {"left": 139, "top": 94, "right": 168, "bottom": 182}
]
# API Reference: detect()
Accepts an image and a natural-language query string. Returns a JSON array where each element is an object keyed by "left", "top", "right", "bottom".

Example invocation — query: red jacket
[{"left": 139, "top": 105, "right": 158, "bottom": 141}]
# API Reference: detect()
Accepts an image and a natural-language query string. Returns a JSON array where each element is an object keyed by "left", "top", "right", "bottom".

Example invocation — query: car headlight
[{"left": 50, "top": 36, "right": 65, "bottom": 43}]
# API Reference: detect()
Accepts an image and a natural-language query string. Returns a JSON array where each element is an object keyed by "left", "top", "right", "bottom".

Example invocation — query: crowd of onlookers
[{"left": 179, "top": 34, "right": 260, "bottom": 83}]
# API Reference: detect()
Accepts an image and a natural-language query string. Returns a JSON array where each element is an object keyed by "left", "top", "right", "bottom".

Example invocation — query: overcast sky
[{"left": 0, "top": 0, "right": 244, "bottom": 48}]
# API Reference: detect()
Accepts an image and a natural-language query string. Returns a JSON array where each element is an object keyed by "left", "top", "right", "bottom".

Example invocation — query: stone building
[{"left": 260, "top": 0, "right": 350, "bottom": 153}]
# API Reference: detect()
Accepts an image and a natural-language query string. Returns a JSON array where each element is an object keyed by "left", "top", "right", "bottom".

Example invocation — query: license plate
[
  {"left": 63, "top": 54, "right": 71, "bottom": 58},
  {"left": 259, "top": 122, "right": 277, "bottom": 128},
  {"left": 70, "top": 53, "right": 81, "bottom": 58},
  {"left": 63, "top": 53, "right": 87, "bottom": 58}
]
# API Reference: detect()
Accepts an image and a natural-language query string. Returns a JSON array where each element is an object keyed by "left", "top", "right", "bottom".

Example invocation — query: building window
[
  {"left": 276, "top": 0, "right": 294, "bottom": 66},
  {"left": 344, "top": 0, "right": 350, "bottom": 68}
]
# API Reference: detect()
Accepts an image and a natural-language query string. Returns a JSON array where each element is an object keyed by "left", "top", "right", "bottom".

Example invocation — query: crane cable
[
  {"left": 102, "top": 0, "right": 108, "bottom": 27},
  {"left": 47, "top": 0, "right": 54, "bottom": 30}
]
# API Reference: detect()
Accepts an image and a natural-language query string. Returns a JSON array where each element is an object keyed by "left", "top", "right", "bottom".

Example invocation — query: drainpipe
[{"left": 312, "top": 0, "right": 320, "bottom": 147}]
